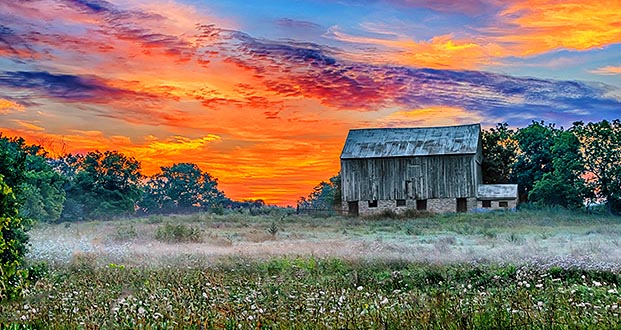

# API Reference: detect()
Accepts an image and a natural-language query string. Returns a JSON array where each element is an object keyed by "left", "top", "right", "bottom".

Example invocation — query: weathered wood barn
[{"left": 340, "top": 123, "right": 517, "bottom": 215}]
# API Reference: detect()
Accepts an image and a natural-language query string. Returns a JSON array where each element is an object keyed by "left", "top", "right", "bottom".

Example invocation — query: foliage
[
  {"left": 139, "top": 163, "right": 226, "bottom": 214},
  {"left": 19, "top": 152, "right": 66, "bottom": 223},
  {"left": 61, "top": 151, "right": 142, "bottom": 220},
  {"left": 482, "top": 123, "right": 518, "bottom": 184},
  {"left": 297, "top": 173, "right": 341, "bottom": 210},
  {"left": 2, "top": 258, "right": 621, "bottom": 328},
  {"left": 0, "top": 135, "right": 65, "bottom": 223},
  {"left": 114, "top": 225, "right": 138, "bottom": 241},
  {"left": 154, "top": 223, "right": 203, "bottom": 243},
  {"left": 529, "top": 129, "right": 586, "bottom": 209},
  {"left": 0, "top": 175, "right": 32, "bottom": 301},
  {"left": 0, "top": 135, "right": 31, "bottom": 189},
  {"left": 0, "top": 135, "right": 42, "bottom": 300},
  {"left": 511, "top": 121, "right": 557, "bottom": 202},
  {"left": 573, "top": 120, "right": 621, "bottom": 215}
]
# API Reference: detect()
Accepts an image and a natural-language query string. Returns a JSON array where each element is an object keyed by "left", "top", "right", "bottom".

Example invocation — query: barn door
[
  {"left": 456, "top": 198, "right": 467, "bottom": 213},
  {"left": 408, "top": 163, "right": 423, "bottom": 199},
  {"left": 348, "top": 201, "right": 359, "bottom": 216}
]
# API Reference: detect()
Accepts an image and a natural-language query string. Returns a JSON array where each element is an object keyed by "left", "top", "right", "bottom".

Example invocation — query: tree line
[
  {"left": 0, "top": 135, "right": 268, "bottom": 224},
  {"left": 300, "top": 120, "right": 621, "bottom": 215}
]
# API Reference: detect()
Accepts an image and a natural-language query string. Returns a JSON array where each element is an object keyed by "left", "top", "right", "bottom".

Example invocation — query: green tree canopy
[
  {"left": 529, "top": 129, "right": 586, "bottom": 209},
  {"left": 139, "top": 163, "right": 226, "bottom": 214},
  {"left": 482, "top": 123, "right": 518, "bottom": 184},
  {"left": 573, "top": 120, "right": 621, "bottom": 214},
  {"left": 61, "top": 151, "right": 142, "bottom": 220},
  {"left": 511, "top": 121, "right": 557, "bottom": 202}
]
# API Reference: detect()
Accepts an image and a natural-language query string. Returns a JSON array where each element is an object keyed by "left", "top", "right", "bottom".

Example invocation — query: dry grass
[{"left": 26, "top": 210, "right": 621, "bottom": 269}]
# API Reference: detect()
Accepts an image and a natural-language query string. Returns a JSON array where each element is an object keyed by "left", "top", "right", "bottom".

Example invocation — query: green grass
[{"left": 1, "top": 257, "right": 620, "bottom": 329}]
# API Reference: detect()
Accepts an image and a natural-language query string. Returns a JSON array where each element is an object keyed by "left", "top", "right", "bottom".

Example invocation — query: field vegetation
[{"left": 2, "top": 209, "right": 621, "bottom": 328}]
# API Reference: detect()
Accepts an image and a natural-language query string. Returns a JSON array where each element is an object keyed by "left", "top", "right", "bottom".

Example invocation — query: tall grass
[{"left": 1, "top": 257, "right": 620, "bottom": 328}]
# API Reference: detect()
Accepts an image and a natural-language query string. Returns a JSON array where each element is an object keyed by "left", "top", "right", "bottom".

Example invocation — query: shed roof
[
  {"left": 477, "top": 184, "right": 518, "bottom": 200},
  {"left": 340, "top": 123, "right": 481, "bottom": 159}
]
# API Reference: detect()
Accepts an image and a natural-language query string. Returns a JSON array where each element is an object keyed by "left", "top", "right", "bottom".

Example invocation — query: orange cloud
[
  {"left": 378, "top": 106, "right": 485, "bottom": 127},
  {"left": 13, "top": 120, "right": 45, "bottom": 132},
  {"left": 325, "top": 26, "right": 495, "bottom": 69},
  {"left": 495, "top": 0, "right": 621, "bottom": 56},
  {"left": 0, "top": 99, "right": 25, "bottom": 114},
  {"left": 589, "top": 66, "right": 621, "bottom": 75}
]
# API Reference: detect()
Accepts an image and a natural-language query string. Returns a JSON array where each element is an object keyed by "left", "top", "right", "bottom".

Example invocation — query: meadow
[{"left": 2, "top": 209, "right": 621, "bottom": 328}]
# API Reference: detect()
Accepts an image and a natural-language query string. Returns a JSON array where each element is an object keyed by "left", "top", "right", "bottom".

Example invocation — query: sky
[{"left": 1, "top": 0, "right": 620, "bottom": 205}]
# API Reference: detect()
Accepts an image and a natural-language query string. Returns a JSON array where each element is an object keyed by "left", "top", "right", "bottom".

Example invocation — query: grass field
[{"left": 2, "top": 209, "right": 621, "bottom": 328}]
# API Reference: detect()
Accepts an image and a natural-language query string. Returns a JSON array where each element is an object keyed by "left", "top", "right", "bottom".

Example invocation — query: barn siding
[{"left": 341, "top": 154, "right": 478, "bottom": 202}]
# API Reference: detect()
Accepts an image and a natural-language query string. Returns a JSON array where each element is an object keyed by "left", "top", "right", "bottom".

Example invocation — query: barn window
[
  {"left": 368, "top": 200, "right": 378, "bottom": 208},
  {"left": 482, "top": 200, "right": 491, "bottom": 208},
  {"left": 396, "top": 199, "right": 406, "bottom": 207},
  {"left": 499, "top": 201, "right": 509, "bottom": 208},
  {"left": 416, "top": 199, "right": 427, "bottom": 211}
]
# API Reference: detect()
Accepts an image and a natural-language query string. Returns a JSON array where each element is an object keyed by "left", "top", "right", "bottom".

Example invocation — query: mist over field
[{"left": 28, "top": 211, "right": 621, "bottom": 269}]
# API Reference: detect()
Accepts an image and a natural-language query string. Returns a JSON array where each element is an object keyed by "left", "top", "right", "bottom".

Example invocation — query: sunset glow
[{"left": 1, "top": 0, "right": 620, "bottom": 205}]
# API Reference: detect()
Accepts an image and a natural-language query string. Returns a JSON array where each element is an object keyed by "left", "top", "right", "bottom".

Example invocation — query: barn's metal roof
[
  {"left": 477, "top": 184, "right": 518, "bottom": 200},
  {"left": 340, "top": 123, "right": 481, "bottom": 159}
]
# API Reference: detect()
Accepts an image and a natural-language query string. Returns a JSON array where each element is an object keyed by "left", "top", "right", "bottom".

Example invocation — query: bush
[
  {"left": 0, "top": 175, "right": 32, "bottom": 301},
  {"left": 154, "top": 223, "right": 202, "bottom": 243},
  {"left": 114, "top": 225, "right": 137, "bottom": 241}
]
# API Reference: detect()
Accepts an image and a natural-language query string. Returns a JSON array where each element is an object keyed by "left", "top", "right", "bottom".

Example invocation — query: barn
[{"left": 340, "top": 123, "right": 517, "bottom": 216}]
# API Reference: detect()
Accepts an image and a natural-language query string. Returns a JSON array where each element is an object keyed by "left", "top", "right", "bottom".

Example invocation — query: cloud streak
[{"left": 590, "top": 66, "right": 621, "bottom": 76}]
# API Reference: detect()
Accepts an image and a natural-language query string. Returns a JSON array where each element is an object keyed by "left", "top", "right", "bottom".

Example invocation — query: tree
[
  {"left": 297, "top": 173, "right": 341, "bottom": 209},
  {"left": 528, "top": 129, "right": 586, "bottom": 209},
  {"left": 482, "top": 123, "right": 518, "bottom": 184},
  {"left": 0, "top": 135, "right": 66, "bottom": 223},
  {"left": 573, "top": 120, "right": 621, "bottom": 214},
  {"left": 139, "top": 163, "right": 226, "bottom": 214},
  {"left": 19, "top": 151, "right": 66, "bottom": 223},
  {"left": 511, "top": 121, "right": 557, "bottom": 202},
  {"left": 62, "top": 151, "right": 142, "bottom": 220}
]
